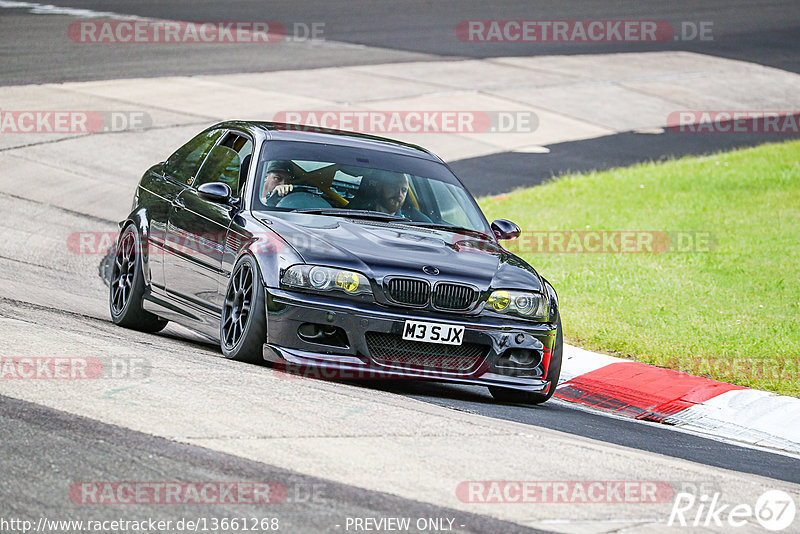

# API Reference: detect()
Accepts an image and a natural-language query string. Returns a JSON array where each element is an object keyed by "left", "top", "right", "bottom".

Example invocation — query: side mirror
[
  {"left": 198, "top": 182, "right": 232, "bottom": 203},
  {"left": 491, "top": 219, "right": 521, "bottom": 240}
]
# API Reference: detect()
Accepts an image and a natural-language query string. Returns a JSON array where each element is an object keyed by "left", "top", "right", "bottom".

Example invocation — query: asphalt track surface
[
  {"left": 1, "top": 2, "right": 800, "bottom": 532},
  {"left": 366, "top": 382, "right": 800, "bottom": 485},
  {"left": 4, "top": 1, "right": 800, "bottom": 194},
  {"left": 3, "top": 0, "right": 800, "bottom": 85},
  {"left": 453, "top": 126, "right": 800, "bottom": 196},
  {"left": 0, "top": 395, "right": 543, "bottom": 534}
]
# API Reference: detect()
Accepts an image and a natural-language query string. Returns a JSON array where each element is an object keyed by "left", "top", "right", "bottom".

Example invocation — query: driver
[{"left": 262, "top": 160, "right": 295, "bottom": 203}]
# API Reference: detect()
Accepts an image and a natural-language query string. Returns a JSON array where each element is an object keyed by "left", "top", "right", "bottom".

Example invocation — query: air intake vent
[{"left": 366, "top": 332, "right": 488, "bottom": 373}]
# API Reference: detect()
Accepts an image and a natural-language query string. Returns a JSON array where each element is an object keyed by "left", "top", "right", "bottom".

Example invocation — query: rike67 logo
[{"left": 669, "top": 490, "right": 796, "bottom": 531}]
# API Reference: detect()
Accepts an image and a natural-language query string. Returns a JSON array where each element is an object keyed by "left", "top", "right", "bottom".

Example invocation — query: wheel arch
[
  {"left": 238, "top": 231, "right": 302, "bottom": 289},
  {"left": 541, "top": 276, "right": 559, "bottom": 322},
  {"left": 117, "top": 208, "right": 153, "bottom": 286}
]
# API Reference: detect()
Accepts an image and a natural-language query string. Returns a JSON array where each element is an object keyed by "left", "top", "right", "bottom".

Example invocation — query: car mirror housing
[
  {"left": 491, "top": 219, "right": 521, "bottom": 240},
  {"left": 197, "top": 182, "right": 232, "bottom": 203}
]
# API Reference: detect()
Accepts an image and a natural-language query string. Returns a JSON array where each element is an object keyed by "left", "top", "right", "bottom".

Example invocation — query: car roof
[{"left": 215, "top": 120, "right": 443, "bottom": 163}]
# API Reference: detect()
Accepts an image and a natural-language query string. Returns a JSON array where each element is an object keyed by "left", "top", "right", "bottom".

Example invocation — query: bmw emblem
[{"left": 422, "top": 265, "right": 440, "bottom": 276}]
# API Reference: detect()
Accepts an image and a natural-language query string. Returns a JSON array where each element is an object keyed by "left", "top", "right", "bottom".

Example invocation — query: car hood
[{"left": 257, "top": 212, "right": 543, "bottom": 292}]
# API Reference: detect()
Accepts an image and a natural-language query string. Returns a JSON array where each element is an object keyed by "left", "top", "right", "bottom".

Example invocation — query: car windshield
[{"left": 252, "top": 140, "right": 491, "bottom": 234}]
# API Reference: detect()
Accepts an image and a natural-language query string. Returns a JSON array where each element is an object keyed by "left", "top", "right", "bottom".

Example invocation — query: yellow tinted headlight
[
  {"left": 488, "top": 290, "right": 511, "bottom": 311},
  {"left": 335, "top": 271, "right": 360, "bottom": 293}
]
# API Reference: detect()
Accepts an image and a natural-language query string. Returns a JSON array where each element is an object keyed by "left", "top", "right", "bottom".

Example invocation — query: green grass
[{"left": 479, "top": 140, "right": 800, "bottom": 396}]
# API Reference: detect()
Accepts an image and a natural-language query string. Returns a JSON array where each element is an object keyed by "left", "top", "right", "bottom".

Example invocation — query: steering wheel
[{"left": 265, "top": 185, "right": 321, "bottom": 207}]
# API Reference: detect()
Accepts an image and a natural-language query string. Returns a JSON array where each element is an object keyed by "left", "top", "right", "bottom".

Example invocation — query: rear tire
[
  {"left": 489, "top": 317, "right": 563, "bottom": 405},
  {"left": 109, "top": 225, "right": 168, "bottom": 333},
  {"left": 220, "top": 254, "right": 267, "bottom": 363}
]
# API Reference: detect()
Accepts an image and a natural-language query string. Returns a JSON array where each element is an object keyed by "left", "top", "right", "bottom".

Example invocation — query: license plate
[{"left": 402, "top": 320, "right": 464, "bottom": 346}]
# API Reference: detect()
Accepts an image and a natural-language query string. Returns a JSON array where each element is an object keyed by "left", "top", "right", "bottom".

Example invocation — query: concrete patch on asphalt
[{"left": 3, "top": 50, "right": 797, "bottom": 165}]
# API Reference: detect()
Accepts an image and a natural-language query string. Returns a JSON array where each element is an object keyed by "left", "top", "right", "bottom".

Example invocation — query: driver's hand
[{"left": 273, "top": 184, "right": 294, "bottom": 197}]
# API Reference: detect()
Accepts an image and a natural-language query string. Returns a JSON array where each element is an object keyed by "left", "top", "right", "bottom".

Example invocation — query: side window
[
  {"left": 194, "top": 133, "right": 253, "bottom": 195},
  {"left": 428, "top": 179, "right": 473, "bottom": 228},
  {"left": 164, "top": 129, "right": 223, "bottom": 184}
]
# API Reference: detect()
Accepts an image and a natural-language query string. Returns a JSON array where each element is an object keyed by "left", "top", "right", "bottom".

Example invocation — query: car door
[
  {"left": 163, "top": 132, "right": 253, "bottom": 322},
  {"left": 149, "top": 128, "right": 223, "bottom": 292}
]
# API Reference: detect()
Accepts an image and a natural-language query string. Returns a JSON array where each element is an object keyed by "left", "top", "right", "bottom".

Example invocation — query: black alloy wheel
[
  {"left": 109, "top": 225, "right": 168, "bottom": 333},
  {"left": 221, "top": 254, "right": 267, "bottom": 363}
]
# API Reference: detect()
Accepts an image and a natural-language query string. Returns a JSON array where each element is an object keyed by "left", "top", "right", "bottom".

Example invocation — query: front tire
[
  {"left": 109, "top": 225, "right": 168, "bottom": 333},
  {"left": 220, "top": 254, "right": 267, "bottom": 363},
  {"left": 489, "top": 317, "right": 563, "bottom": 405}
]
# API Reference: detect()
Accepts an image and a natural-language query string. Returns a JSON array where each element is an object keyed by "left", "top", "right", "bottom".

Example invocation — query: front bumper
[{"left": 263, "top": 288, "right": 558, "bottom": 392}]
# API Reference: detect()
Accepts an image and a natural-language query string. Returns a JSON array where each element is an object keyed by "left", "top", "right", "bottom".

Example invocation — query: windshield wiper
[
  {"left": 395, "top": 221, "right": 492, "bottom": 239},
  {"left": 293, "top": 208, "right": 406, "bottom": 222},
  {"left": 294, "top": 209, "right": 492, "bottom": 238}
]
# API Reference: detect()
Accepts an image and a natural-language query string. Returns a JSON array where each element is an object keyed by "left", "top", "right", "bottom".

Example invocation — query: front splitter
[{"left": 263, "top": 344, "right": 551, "bottom": 393}]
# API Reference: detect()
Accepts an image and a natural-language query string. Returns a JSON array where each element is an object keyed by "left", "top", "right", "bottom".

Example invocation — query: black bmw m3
[{"left": 110, "top": 121, "right": 562, "bottom": 404}]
